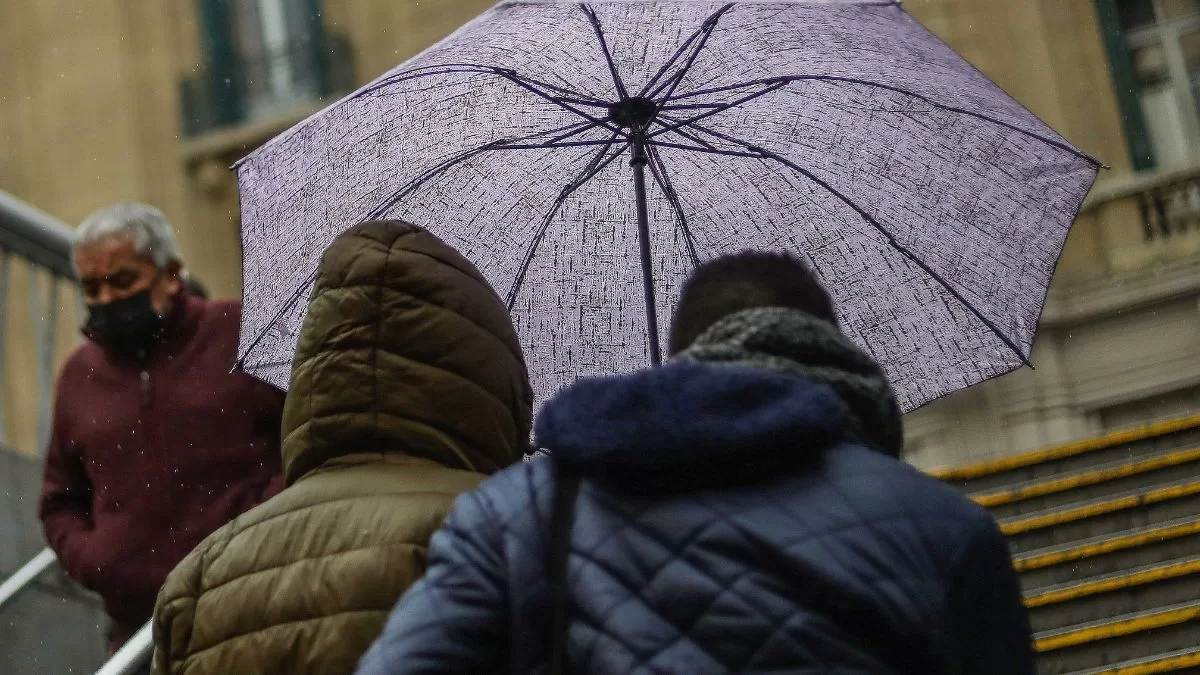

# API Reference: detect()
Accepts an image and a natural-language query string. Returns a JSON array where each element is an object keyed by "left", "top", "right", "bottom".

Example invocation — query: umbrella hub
[{"left": 609, "top": 97, "right": 658, "bottom": 131}]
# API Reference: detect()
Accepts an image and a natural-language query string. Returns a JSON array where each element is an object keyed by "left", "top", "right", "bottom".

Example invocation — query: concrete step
[
  {"left": 1016, "top": 515, "right": 1200, "bottom": 590},
  {"left": 932, "top": 416, "right": 1200, "bottom": 494},
  {"left": 1062, "top": 645, "right": 1200, "bottom": 675},
  {"left": 1034, "top": 599, "right": 1200, "bottom": 674},
  {"left": 1025, "top": 556, "right": 1200, "bottom": 632},
  {"left": 1002, "top": 477, "right": 1200, "bottom": 553},
  {"left": 975, "top": 446, "right": 1200, "bottom": 521}
]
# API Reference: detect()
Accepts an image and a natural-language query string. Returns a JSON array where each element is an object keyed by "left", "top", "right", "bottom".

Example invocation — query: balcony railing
[
  {"left": 1083, "top": 163, "right": 1200, "bottom": 241},
  {"left": 1132, "top": 178, "right": 1200, "bottom": 240},
  {"left": 180, "top": 32, "right": 355, "bottom": 138}
]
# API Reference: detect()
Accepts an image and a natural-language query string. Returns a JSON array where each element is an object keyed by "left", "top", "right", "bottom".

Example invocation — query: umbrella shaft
[{"left": 631, "top": 138, "right": 662, "bottom": 366}]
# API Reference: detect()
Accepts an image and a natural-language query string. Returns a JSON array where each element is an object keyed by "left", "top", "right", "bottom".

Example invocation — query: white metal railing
[
  {"left": 94, "top": 621, "right": 152, "bottom": 675},
  {"left": 0, "top": 189, "right": 75, "bottom": 277},
  {"left": 0, "top": 193, "right": 116, "bottom": 670},
  {"left": 0, "top": 548, "right": 56, "bottom": 612},
  {"left": 0, "top": 189, "right": 75, "bottom": 453},
  {"left": 0, "top": 549, "right": 154, "bottom": 674}
]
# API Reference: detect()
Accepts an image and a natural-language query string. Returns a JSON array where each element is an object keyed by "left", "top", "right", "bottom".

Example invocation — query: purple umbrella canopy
[{"left": 235, "top": 0, "right": 1100, "bottom": 412}]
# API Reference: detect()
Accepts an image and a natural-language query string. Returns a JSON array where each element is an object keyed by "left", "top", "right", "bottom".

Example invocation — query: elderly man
[{"left": 38, "top": 203, "right": 285, "bottom": 654}]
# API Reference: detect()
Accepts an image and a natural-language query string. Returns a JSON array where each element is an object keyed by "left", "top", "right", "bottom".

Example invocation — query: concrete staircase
[
  {"left": 932, "top": 414, "right": 1200, "bottom": 675},
  {"left": 0, "top": 446, "right": 107, "bottom": 673}
]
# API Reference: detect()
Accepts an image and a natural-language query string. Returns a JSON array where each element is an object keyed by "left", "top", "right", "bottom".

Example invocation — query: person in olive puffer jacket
[
  {"left": 150, "top": 220, "right": 533, "bottom": 675},
  {"left": 356, "top": 251, "right": 1034, "bottom": 675}
]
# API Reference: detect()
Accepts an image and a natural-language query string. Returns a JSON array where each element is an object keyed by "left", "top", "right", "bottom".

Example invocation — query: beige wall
[
  {"left": 907, "top": 0, "right": 1130, "bottom": 171},
  {"left": 0, "top": 0, "right": 495, "bottom": 456},
  {"left": 2, "top": 0, "right": 1197, "bottom": 461}
]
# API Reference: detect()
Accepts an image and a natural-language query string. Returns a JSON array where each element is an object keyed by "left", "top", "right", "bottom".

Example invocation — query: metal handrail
[
  {"left": 0, "top": 189, "right": 74, "bottom": 277},
  {"left": 95, "top": 621, "right": 152, "bottom": 675},
  {"left": 0, "top": 547, "right": 57, "bottom": 612}
]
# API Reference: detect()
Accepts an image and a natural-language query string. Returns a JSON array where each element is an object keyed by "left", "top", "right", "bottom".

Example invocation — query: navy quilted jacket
[{"left": 357, "top": 362, "right": 1034, "bottom": 674}]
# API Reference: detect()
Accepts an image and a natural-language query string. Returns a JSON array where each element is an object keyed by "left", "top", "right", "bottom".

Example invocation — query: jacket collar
[
  {"left": 537, "top": 361, "right": 850, "bottom": 494},
  {"left": 676, "top": 308, "right": 903, "bottom": 457},
  {"left": 537, "top": 308, "right": 904, "bottom": 494}
]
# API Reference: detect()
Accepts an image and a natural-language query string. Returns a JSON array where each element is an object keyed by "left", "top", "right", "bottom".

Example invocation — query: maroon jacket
[{"left": 39, "top": 295, "right": 285, "bottom": 642}]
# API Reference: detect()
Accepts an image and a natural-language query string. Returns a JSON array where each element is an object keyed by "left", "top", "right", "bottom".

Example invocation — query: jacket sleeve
[
  {"left": 355, "top": 485, "right": 510, "bottom": 675},
  {"left": 38, "top": 386, "right": 95, "bottom": 584},
  {"left": 151, "top": 539, "right": 207, "bottom": 675},
  {"left": 943, "top": 516, "right": 1037, "bottom": 675}
]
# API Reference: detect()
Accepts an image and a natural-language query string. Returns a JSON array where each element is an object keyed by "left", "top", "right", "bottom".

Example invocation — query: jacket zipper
[{"left": 140, "top": 370, "right": 152, "bottom": 407}]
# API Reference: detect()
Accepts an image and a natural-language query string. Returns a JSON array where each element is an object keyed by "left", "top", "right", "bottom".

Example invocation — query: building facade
[
  {"left": 1, "top": 0, "right": 1198, "bottom": 466},
  {"left": 902, "top": 0, "right": 1200, "bottom": 468}
]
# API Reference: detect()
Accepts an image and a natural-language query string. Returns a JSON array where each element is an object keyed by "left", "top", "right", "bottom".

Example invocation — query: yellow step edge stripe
[
  {"left": 974, "top": 447, "right": 1200, "bottom": 509},
  {"left": 1035, "top": 603, "right": 1200, "bottom": 652},
  {"left": 1014, "top": 519, "right": 1200, "bottom": 572},
  {"left": 1085, "top": 649, "right": 1200, "bottom": 675},
  {"left": 929, "top": 414, "right": 1200, "bottom": 481},
  {"left": 1024, "top": 559, "right": 1200, "bottom": 608},
  {"left": 1002, "top": 480, "right": 1200, "bottom": 535}
]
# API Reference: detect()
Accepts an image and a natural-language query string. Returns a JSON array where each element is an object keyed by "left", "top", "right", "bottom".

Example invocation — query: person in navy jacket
[{"left": 357, "top": 251, "right": 1034, "bottom": 675}]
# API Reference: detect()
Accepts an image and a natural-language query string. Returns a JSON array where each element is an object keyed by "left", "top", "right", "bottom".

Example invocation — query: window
[
  {"left": 230, "top": 0, "right": 322, "bottom": 118},
  {"left": 182, "top": 0, "right": 355, "bottom": 137},
  {"left": 1099, "top": 1, "right": 1200, "bottom": 170}
]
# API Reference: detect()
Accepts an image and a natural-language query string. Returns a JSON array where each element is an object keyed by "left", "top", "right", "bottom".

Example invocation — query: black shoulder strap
[{"left": 548, "top": 462, "right": 581, "bottom": 675}]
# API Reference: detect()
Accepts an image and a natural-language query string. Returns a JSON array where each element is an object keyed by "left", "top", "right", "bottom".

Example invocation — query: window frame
[{"left": 1097, "top": 0, "right": 1200, "bottom": 171}]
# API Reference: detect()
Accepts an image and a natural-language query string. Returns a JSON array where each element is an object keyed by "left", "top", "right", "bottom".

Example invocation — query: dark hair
[
  {"left": 668, "top": 251, "right": 835, "bottom": 354},
  {"left": 183, "top": 274, "right": 209, "bottom": 300}
]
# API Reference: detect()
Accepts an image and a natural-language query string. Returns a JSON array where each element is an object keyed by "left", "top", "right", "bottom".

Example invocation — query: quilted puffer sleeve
[
  {"left": 151, "top": 546, "right": 204, "bottom": 674},
  {"left": 355, "top": 479, "right": 513, "bottom": 675},
  {"left": 942, "top": 515, "right": 1036, "bottom": 675}
]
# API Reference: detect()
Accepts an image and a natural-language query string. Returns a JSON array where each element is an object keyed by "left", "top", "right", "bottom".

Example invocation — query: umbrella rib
[
  {"left": 673, "top": 118, "right": 1031, "bottom": 364},
  {"left": 669, "top": 75, "right": 1100, "bottom": 164},
  {"left": 648, "top": 81, "right": 788, "bottom": 140},
  {"left": 359, "top": 64, "right": 497, "bottom": 97},
  {"left": 581, "top": 4, "right": 630, "bottom": 100},
  {"left": 242, "top": 121, "right": 609, "bottom": 369},
  {"left": 644, "top": 144, "right": 701, "bottom": 267},
  {"left": 659, "top": 103, "right": 731, "bottom": 110},
  {"left": 651, "top": 119, "right": 724, "bottom": 152},
  {"left": 494, "top": 140, "right": 625, "bottom": 150},
  {"left": 544, "top": 119, "right": 610, "bottom": 144},
  {"left": 236, "top": 268, "right": 320, "bottom": 371},
  {"left": 650, "top": 140, "right": 762, "bottom": 157},
  {"left": 364, "top": 119, "right": 606, "bottom": 221},
  {"left": 236, "top": 358, "right": 297, "bottom": 370},
  {"left": 361, "top": 63, "right": 606, "bottom": 105},
  {"left": 505, "top": 136, "right": 629, "bottom": 308},
  {"left": 638, "top": 24, "right": 704, "bottom": 98},
  {"left": 239, "top": 142, "right": 500, "bottom": 362},
  {"left": 555, "top": 98, "right": 612, "bottom": 108},
  {"left": 510, "top": 72, "right": 610, "bottom": 106},
  {"left": 642, "top": 4, "right": 734, "bottom": 102},
  {"left": 495, "top": 70, "right": 626, "bottom": 136}
]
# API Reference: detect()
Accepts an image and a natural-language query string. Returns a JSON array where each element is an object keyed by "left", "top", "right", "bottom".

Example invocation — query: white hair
[{"left": 75, "top": 202, "right": 183, "bottom": 270}]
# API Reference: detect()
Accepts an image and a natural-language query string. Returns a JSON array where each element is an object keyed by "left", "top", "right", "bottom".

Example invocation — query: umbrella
[{"left": 234, "top": 0, "right": 1100, "bottom": 412}]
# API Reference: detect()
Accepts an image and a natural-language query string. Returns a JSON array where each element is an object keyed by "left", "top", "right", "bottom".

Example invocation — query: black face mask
[{"left": 85, "top": 289, "right": 166, "bottom": 357}]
